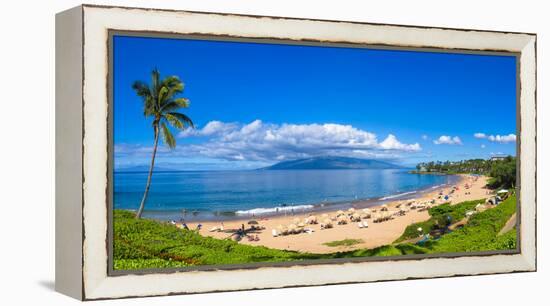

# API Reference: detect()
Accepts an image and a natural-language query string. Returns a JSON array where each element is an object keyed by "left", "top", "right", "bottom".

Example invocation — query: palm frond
[
  {"left": 162, "top": 76, "right": 184, "bottom": 93},
  {"left": 160, "top": 76, "right": 184, "bottom": 106},
  {"left": 158, "top": 86, "right": 169, "bottom": 105},
  {"left": 167, "top": 112, "right": 194, "bottom": 129},
  {"left": 160, "top": 98, "right": 190, "bottom": 112},
  {"left": 143, "top": 96, "right": 156, "bottom": 116},
  {"left": 151, "top": 68, "right": 161, "bottom": 93},
  {"left": 131, "top": 81, "right": 151, "bottom": 97},
  {"left": 163, "top": 113, "right": 184, "bottom": 129},
  {"left": 159, "top": 122, "right": 176, "bottom": 149}
]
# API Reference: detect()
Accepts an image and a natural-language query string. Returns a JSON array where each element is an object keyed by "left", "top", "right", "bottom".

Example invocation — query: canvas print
[{"left": 112, "top": 35, "right": 518, "bottom": 271}]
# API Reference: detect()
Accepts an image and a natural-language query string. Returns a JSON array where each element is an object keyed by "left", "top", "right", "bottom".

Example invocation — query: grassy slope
[
  {"left": 113, "top": 210, "right": 321, "bottom": 270},
  {"left": 394, "top": 199, "right": 485, "bottom": 243},
  {"left": 113, "top": 195, "right": 517, "bottom": 270}
]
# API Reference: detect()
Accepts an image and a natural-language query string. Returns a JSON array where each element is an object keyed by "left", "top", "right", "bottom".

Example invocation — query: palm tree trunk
[{"left": 136, "top": 125, "right": 160, "bottom": 219}]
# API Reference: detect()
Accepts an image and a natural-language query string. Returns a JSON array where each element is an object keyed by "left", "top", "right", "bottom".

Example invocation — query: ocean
[{"left": 114, "top": 169, "right": 459, "bottom": 221}]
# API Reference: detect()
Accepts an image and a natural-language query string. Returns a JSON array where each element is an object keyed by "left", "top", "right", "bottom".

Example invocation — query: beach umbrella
[
  {"left": 297, "top": 222, "right": 305, "bottom": 227},
  {"left": 288, "top": 223, "right": 298, "bottom": 233},
  {"left": 248, "top": 220, "right": 259, "bottom": 225},
  {"left": 348, "top": 208, "right": 356, "bottom": 213},
  {"left": 292, "top": 218, "right": 300, "bottom": 224},
  {"left": 337, "top": 210, "right": 344, "bottom": 216}
]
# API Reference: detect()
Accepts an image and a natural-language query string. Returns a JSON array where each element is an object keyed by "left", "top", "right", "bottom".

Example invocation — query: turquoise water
[{"left": 114, "top": 169, "right": 458, "bottom": 220}]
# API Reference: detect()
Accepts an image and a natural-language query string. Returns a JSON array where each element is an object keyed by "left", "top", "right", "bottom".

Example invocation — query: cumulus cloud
[
  {"left": 473, "top": 132, "right": 516, "bottom": 144},
  {"left": 173, "top": 120, "right": 421, "bottom": 162},
  {"left": 179, "top": 120, "right": 239, "bottom": 137},
  {"left": 488, "top": 134, "right": 516, "bottom": 143},
  {"left": 433, "top": 135, "right": 462, "bottom": 145}
]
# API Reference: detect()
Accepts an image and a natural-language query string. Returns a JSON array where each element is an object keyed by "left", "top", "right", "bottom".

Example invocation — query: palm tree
[{"left": 132, "top": 69, "right": 194, "bottom": 219}]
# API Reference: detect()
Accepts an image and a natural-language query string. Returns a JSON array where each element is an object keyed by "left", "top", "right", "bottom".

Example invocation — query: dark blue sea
[{"left": 114, "top": 169, "right": 458, "bottom": 221}]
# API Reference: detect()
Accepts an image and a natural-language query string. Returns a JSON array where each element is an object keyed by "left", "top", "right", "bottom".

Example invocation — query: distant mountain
[
  {"left": 262, "top": 156, "right": 403, "bottom": 170},
  {"left": 115, "top": 165, "right": 175, "bottom": 173}
]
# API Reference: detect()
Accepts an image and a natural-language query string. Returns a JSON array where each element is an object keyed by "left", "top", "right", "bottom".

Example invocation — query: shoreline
[
  {"left": 182, "top": 174, "right": 490, "bottom": 254},
  {"left": 140, "top": 174, "right": 462, "bottom": 223}
]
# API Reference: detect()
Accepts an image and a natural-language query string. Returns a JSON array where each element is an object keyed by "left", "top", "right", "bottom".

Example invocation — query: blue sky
[{"left": 113, "top": 35, "right": 517, "bottom": 170}]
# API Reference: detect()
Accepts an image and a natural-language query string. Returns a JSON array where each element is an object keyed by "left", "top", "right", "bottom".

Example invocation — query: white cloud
[
  {"left": 488, "top": 134, "right": 516, "bottom": 143},
  {"left": 172, "top": 120, "right": 421, "bottom": 162},
  {"left": 421, "top": 135, "right": 428, "bottom": 140},
  {"left": 379, "top": 134, "right": 421, "bottom": 151},
  {"left": 433, "top": 135, "right": 462, "bottom": 145},
  {"left": 179, "top": 120, "right": 239, "bottom": 137},
  {"left": 481, "top": 144, "right": 486, "bottom": 149},
  {"left": 473, "top": 132, "right": 516, "bottom": 144}
]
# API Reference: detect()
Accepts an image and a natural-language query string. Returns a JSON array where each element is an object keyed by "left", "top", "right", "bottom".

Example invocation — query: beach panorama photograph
[{"left": 112, "top": 34, "right": 518, "bottom": 271}]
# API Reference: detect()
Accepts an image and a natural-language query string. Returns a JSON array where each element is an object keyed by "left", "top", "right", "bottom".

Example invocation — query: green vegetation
[
  {"left": 394, "top": 199, "right": 485, "bottom": 243},
  {"left": 113, "top": 210, "right": 319, "bottom": 270},
  {"left": 319, "top": 195, "right": 517, "bottom": 259},
  {"left": 415, "top": 156, "right": 516, "bottom": 189},
  {"left": 114, "top": 196, "right": 517, "bottom": 270},
  {"left": 131, "top": 69, "right": 194, "bottom": 219},
  {"left": 323, "top": 239, "right": 364, "bottom": 247},
  {"left": 486, "top": 157, "right": 517, "bottom": 189},
  {"left": 423, "top": 195, "right": 517, "bottom": 253}
]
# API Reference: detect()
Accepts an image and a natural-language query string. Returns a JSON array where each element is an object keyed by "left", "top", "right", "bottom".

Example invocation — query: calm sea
[{"left": 114, "top": 169, "right": 459, "bottom": 221}]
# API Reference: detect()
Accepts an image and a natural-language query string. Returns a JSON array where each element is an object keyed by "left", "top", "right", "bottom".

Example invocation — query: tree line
[{"left": 415, "top": 156, "right": 516, "bottom": 189}]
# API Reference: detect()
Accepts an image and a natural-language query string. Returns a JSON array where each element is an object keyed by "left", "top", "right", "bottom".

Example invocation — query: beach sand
[{"left": 187, "top": 174, "right": 489, "bottom": 254}]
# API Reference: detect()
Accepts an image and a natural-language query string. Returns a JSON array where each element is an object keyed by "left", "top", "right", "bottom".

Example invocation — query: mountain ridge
[{"left": 261, "top": 156, "right": 403, "bottom": 170}]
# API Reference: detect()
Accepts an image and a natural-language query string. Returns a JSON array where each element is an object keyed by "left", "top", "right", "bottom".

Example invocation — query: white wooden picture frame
[{"left": 55, "top": 4, "right": 536, "bottom": 300}]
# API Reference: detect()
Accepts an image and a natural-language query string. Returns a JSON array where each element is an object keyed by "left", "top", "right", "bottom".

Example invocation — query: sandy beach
[{"left": 187, "top": 174, "right": 489, "bottom": 254}]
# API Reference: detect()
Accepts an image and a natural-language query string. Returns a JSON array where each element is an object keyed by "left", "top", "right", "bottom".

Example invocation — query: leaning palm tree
[{"left": 132, "top": 69, "right": 194, "bottom": 219}]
